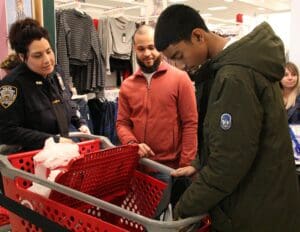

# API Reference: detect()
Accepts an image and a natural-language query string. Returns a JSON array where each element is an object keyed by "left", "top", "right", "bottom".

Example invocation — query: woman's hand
[
  {"left": 59, "top": 137, "right": 74, "bottom": 144},
  {"left": 79, "top": 125, "right": 91, "bottom": 134}
]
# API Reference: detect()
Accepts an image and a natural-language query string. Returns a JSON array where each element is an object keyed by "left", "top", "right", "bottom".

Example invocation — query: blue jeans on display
[
  {"left": 88, "top": 99, "right": 119, "bottom": 145},
  {"left": 72, "top": 98, "right": 94, "bottom": 134}
]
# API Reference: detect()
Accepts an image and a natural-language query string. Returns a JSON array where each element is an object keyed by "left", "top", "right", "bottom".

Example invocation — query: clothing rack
[
  {"left": 55, "top": 1, "right": 145, "bottom": 12},
  {"left": 55, "top": 0, "right": 148, "bottom": 22},
  {"left": 103, "top": 0, "right": 146, "bottom": 7},
  {"left": 101, "top": 6, "right": 142, "bottom": 15},
  {"left": 55, "top": 2, "right": 114, "bottom": 10},
  {"left": 54, "top": 1, "right": 139, "bottom": 94}
]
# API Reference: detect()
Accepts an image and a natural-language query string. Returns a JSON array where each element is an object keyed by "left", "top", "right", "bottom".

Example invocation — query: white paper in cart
[{"left": 28, "top": 137, "right": 80, "bottom": 197}]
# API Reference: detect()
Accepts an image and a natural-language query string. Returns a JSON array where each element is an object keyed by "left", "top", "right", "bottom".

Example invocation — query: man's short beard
[{"left": 137, "top": 55, "right": 162, "bottom": 73}]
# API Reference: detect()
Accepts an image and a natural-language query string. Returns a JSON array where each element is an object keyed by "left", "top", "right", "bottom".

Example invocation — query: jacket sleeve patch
[
  {"left": 0, "top": 85, "right": 18, "bottom": 109},
  {"left": 220, "top": 113, "right": 232, "bottom": 130}
]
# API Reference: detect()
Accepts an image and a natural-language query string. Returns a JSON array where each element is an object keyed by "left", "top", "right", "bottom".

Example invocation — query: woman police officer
[{"left": 0, "top": 18, "right": 90, "bottom": 154}]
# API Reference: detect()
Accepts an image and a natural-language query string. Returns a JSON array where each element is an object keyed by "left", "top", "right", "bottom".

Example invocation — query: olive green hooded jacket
[{"left": 174, "top": 22, "right": 300, "bottom": 232}]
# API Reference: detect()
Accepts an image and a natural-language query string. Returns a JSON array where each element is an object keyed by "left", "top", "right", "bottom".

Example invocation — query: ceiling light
[
  {"left": 208, "top": 6, "right": 228, "bottom": 11},
  {"left": 257, "top": 7, "right": 265, "bottom": 11},
  {"left": 201, "top": 13, "right": 213, "bottom": 17},
  {"left": 224, "top": 0, "right": 234, "bottom": 2}
]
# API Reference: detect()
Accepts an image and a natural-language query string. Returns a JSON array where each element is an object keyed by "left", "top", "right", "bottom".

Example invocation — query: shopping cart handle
[
  {"left": 0, "top": 155, "right": 16, "bottom": 179},
  {"left": 139, "top": 158, "right": 175, "bottom": 175},
  {"left": 68, "top": 132, "right": 115, "bottom": 148},
  {"left": 0, "top": 153, "right": 207, "bottom": 231}
]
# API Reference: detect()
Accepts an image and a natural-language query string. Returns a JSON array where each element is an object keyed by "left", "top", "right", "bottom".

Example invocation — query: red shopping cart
[
  {"left": 0, "top": 133, "right": 210, "bottom": 232},
  {"left": 0, "top": 207, "right": 9, "bottom": 226}
]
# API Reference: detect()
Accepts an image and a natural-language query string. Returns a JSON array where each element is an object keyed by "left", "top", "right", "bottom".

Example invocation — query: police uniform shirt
[{"left": 0, "top": 63, "right": 82, "bottom": 151}]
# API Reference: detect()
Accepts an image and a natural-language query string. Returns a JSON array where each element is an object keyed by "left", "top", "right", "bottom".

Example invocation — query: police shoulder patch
[
  {"left": 220, "top": 113, "right": 232, "bottom": 130},
  {"left": 0, "top": 85, "right": 18, "bottom": 109}
]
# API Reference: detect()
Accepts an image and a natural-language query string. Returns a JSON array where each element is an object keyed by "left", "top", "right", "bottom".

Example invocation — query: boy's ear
[{"left": 191, "top": 28, "right": 204, "bottom": 43}]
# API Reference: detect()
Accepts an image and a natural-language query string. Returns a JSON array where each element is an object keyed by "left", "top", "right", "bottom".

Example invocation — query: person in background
[
  {"left": 16, "top": 0, "right": 26, "bottom": 19},
  {"left": 0, "top": 18, "right": 90, "bottom": 154},
  {"left": 280, "top": 62, "right": 300, "bottom": 124},
  {"left": 0, "top": 53, "right": 22, "bottom": 80},
  {"left": 0, "top": 53, "right": 21, "bottom": 73},
  {"left": 154, "top": 4, "right": 300, "bottom": 231},
  {"left": 116, "top": 25, "right": 198, "bottom": 183}
]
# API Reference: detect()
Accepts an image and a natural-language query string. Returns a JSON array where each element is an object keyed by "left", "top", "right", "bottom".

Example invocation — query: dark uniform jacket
[
  {"left": 174, "top": 22, "right": 300, "bottom": 231},
  {"left": 0, "top": 63, "right": 85, "bottom": 151},
  {"left": 288, "top": 95, "right": 300, "bottom": 124}
]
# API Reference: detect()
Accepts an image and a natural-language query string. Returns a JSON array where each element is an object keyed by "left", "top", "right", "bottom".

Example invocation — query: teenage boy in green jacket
[{"left": 154, "top": 4, "right": 300, "bottom": 232}]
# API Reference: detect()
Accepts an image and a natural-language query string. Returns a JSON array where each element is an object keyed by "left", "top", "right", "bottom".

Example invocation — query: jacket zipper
[{"left": 143, "top": 76, "right": 152, "bottom": 143}]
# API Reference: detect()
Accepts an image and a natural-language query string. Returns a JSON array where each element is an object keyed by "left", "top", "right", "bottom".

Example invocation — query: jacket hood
[{"left": 211, "top": 22, "right": 285, "bottom": 82}]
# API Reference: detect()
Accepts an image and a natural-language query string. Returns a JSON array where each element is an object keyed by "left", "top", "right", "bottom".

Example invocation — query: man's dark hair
[
  {"left": 9, "top": 18, "right": 50, "bottom": 58},
  {"left": 154, "top": 4, "right": 209, "bottom": 51}
]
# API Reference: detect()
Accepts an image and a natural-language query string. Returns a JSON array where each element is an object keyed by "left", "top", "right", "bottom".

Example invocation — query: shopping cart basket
[
  {"left": 0, "top": 133, "right": 210, "bottom": 232},
  {"left": 0, "top": 207, "right": 9, "bottom": 226}
]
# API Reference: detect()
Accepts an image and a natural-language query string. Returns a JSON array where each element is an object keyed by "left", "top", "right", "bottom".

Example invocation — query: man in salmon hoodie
[{"left": 116, "top": 25, "right": 198, "bottom": 183}]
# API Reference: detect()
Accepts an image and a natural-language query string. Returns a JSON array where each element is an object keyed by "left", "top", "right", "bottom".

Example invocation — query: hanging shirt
[
  {"left": 56, "top": 9, "right": 104, "bottom": 89},
  {"left": 99, "top": 17, "right": 136, "bottom": 74}
]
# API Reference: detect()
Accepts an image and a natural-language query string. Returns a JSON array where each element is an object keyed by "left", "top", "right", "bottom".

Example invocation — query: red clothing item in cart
[{"left": 116, "top": 61, "right": 198, "bottom": 168}]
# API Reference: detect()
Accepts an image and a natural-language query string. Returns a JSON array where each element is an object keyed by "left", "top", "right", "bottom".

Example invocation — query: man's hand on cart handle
[
  {"left": 138, "top": 143, "right": 155, "bottom": 158},
  {"left": 171, "top": 166, "right": 196, "bottom": 177}
]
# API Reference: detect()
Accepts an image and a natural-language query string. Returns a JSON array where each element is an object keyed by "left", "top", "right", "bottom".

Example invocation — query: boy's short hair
[{"left": 154, "top": 4, "right": 209, "bottom": 51}]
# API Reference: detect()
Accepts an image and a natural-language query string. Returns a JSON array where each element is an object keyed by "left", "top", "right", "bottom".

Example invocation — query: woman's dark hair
[
  {"left": 154, "top": 4, "right": 209, "bottom": 51},
  {"left": 8, "top": 18, "right": 50, "bottom": 58}
]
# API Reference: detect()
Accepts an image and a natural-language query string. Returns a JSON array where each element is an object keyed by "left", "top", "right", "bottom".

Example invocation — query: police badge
[{"left": 0, "top": 85, "right": 18, "bottom": 109}]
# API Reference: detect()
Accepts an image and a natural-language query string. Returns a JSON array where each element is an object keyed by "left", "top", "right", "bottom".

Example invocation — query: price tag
[{"left": 122, "top": 33, "right": 126, "bottom": 43}]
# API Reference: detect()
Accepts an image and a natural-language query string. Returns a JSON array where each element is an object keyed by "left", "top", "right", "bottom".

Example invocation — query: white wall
[
  {"left": 244, "top": 12, "right": 291, "bottom": 54},
  {"left": 264, "top": 12, "right": 290, "bottom": 53},
  {"left": 290, "top": 0, "right": 300, "bottom": 67},
  {"left": 206, "top": 11, "right": 291, "bottom": 54}
]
